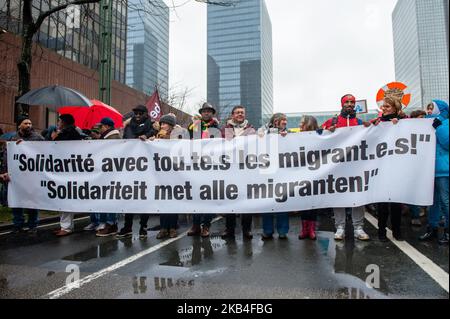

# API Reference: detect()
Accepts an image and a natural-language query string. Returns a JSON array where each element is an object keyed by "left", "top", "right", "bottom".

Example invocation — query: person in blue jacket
[{"left": 419, "top": 100, "right": 449, "bottom": 245}]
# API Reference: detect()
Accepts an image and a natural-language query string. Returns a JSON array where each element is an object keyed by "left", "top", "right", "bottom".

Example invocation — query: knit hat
[
  {"left": 159, "top": 114, "right": 176, "bottom": 127},
  {"left": 100, "top": 117, "right": 115, "bottom": 128},
  {"left": 16, "top": 114, "right": 30, "bottom": 127}
]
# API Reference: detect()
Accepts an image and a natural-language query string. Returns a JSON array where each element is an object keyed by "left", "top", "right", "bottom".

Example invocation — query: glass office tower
[
  {"left": 392, "top": 0, "right": 449, "bottom": 110},
  {"left": 207, "top": 0, "right": 273, "bottom": 127},
  {"left": 126, "top": 0, "right": 169, "bottom": 97}
]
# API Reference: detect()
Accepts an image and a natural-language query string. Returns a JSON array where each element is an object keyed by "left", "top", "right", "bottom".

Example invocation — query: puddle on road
[{"left": 159, "top": 235, "right": 260, "bottom": 268}]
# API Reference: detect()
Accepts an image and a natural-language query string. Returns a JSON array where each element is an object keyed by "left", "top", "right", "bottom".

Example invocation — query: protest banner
[{"left": 7, "top": 120, "right": 435, "bottom": 213}]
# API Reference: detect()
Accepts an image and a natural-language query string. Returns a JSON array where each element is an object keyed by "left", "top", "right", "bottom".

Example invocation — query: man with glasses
[{"left": 220, "top": 105, "right": 255, "bottom": 240}]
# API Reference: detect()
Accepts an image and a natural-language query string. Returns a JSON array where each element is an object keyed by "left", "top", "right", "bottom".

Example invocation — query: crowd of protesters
[{"left": 0, "top": 93, "right": 448, "bottom": 247}]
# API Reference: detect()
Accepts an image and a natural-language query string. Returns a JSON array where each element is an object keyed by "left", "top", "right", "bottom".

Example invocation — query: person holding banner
[
  {"left": 52, "top": 114, "right": 85, "bottom": 237},
  {"left": 322, "top": 94, "right": 370, "bottom": 241},
  {"left": 149, "top": 114, "right": 179, "bottom": 240},
  {"left": 297, "top": 115, "right": 323, "bottom": 240},
  {"left": 371, "top": 97, "right": 405, "bottom": 241},
  {"left": 187, "top": 103, "right": 220, "bottom": 237},
  {"left": 95, "top": 117, "right": 121, "bottom": 237},
  {"left": 220, "top": 105, "right": 256, "bottom": 240},
  {"left": 6, "top": 116, "right": 44, "bottom": 234},
  {"left": 117, "top": 105, "right": 158, "bottom": 239},
  {"left": 419, "top": 100, "right": 449, "bottom": 245},
  {"left": 259, "top": 113, "right": 290, "bottom": 240}
]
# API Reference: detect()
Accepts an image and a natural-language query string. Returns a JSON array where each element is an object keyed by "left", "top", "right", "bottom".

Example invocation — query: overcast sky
[{"left": 166, "top": 0, "right": 398, "bottom": 115}]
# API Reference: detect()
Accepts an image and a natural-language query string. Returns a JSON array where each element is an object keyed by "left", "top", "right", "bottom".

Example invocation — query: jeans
[
  {"left": 262, "top": 213, "right": 289, "bottom": 235},
  {"left": 192, "top": 214, "right": 214, "bottom": 227},
  {"left": 12, "top": 208, "right": 38, "bottom": 229},
  {"left": 98, "top": 213, "right": 117, "bottom": 225},
  {"left": 333, "top": 206, "right": 365, "bottom": 229},
  {"left": 160, "top": 214, "right": 178, "bottom": 229},
  {"left": 89, "top": 213, "right": 99, "bottom": 225},
  {"left": 428, "top": 177, "right": 449, "bottom": 228}
]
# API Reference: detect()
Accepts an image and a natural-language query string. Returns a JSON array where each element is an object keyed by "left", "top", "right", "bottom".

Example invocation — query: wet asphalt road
[{"left": 0, "top": 211, "right": 448, "bottom": 299}]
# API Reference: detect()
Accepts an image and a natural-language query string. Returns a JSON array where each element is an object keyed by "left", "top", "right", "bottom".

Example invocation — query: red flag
[{"left": 146, "top": 89, "right": 162, "bottom": 121}]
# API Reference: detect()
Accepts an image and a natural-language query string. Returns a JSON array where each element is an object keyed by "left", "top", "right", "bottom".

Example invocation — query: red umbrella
[{"left": 59, "top": 99, "right": 123, "bottom": 129}]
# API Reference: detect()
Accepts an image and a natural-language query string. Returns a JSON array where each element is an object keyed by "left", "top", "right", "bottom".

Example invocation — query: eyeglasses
[{"left": 134, "top": 111, "right": 145, "bottom": 115}]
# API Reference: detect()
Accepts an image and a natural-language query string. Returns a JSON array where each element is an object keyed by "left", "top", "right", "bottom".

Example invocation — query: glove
[{"left": 432, "top": 118, "right": 442, "bottom": 129}]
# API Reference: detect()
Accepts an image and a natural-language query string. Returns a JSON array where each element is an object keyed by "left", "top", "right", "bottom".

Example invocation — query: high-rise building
[
  {"left": 0, "top": 0, "right": 127, "bottom": 84},
  {"left": 126, "top": 0, "right": 169, "bottom": 98},
  {"left": 207, "top": 0, "right": 273, "bottom": 127},
  {"left": 392, "top": 0, "right": 449, "bottom": 110}
]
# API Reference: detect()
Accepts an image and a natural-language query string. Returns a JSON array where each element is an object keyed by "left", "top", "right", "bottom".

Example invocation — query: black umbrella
[{"left": 16, "top": 85, "right": 93, "bottom": 110}]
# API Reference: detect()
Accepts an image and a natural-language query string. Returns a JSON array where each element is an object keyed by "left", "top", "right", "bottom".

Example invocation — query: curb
[{"left": 0, "top": 213, "right": 89, "bottom": 232}]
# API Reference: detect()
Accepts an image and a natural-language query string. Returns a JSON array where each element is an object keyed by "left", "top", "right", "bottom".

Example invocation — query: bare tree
[
  {"left": 17, "top": 1, "right": 102, "bottom": 115},
  {"left": 14, "top": 0, "right": 231, "bottom": 119},
  {"left": 161, "top": 83, "right": 195, "bottom": 113}
]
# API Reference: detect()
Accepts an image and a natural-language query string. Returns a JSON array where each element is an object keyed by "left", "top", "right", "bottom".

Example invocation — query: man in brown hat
[{"left": 187, "top": 102, "right": 221, "bottom": 237}]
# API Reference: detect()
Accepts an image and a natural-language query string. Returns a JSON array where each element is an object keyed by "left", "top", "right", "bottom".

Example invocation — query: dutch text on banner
[{"left": 7, "top": 120, "right": 436, "bottom": 214}]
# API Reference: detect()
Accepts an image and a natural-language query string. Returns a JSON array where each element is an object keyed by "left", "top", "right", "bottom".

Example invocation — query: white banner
[{"left": 7, "top": 120, "right": 435, "bottom": 213}]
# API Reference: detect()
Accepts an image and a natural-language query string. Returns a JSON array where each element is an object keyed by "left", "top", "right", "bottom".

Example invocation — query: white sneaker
[
  {"left": 83, "top": 223, "right": 98, "bottom": 231},
  {"left": 354, "top": 226, "right": 370, "bottom": 241},
  {"left": 96, "top": 223, "right": 106, "bottom": 231},
  {"left": 334, "top": 226, "right": 345, "bottom": 240}
]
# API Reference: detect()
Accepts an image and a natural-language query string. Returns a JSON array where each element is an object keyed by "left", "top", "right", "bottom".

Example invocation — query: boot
[
  {"left": 438, "top": 228, "right": 449, "bottom": 245},
  {"left": 187, "top": 224, "right": 201, "bottom": 236},
  {"left": 156, "top": 228, "right": 169, "bottom": 239},
  {"left": 419, "top": 226, "right": 438, "bottom": 241},
  {"left": 308, "top": 221, "right": 317, "bottom": 240},
  {"left": 298, "top": 220, "right": 309, "bottom": 240}
]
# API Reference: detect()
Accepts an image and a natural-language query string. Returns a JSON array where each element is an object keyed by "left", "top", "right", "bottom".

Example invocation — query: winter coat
[
  {"left": 370, "top": 112, "right": 406, "bottom": 125},
  {"left": 188, "top": 117, "right": 221, "bottom": 140},
  {"left": 435, "top": 104, "right": 449, "bottom": 177},
  {"left": 10, "top": 130, "right": 44, "bottom": 142},
  {"left": 322, "top": 114, "right": 363, "bottom": 129},
  {"left": 123, "top": 116, "right": 158, "bottom": 139},
  {"left": 221, "top": 119, "right": 255, "bottom": 138},
  {"left": 101, "top": 129, "right": 121, "bottom": 140},
  {"left": 53, "top": 125, "right": 84, "bottom": 141}
]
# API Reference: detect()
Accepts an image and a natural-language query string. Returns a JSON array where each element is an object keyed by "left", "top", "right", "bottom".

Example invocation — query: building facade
[
  {"left": 392, "top": 0, "right": 449, "bottom": 110},
  {"left": 207, "top": 0, "right": 273, "bottom": 127},
  {"left": 126, "top": 0, "right": 169, "bottom": 98},
  {"left": 0, "top": 0, "right": 127, "bottom": 84}
]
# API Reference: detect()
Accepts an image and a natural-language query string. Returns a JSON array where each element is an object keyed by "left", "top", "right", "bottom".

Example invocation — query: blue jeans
[
  {"left": 192, "top": 214, "right": 214, "bottom": 227},
  {"left": 98, "top": 213, "right": 117, "bottom": 225},
  {"left": 90, "top": 213, "right": 100, "bottom": 225},
  {"left": 428, "top": 177, "right": 449, "bottom": 228},
  {"left": 262, "top": 213, "right": 289, "bottom": 235},
  {"left": 12, "top": 208, "right": 38, "bottom": 229}
]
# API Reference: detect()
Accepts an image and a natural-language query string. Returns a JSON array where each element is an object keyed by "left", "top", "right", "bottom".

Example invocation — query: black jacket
[
  {"left": 54, "top": 126, "right": 84, "bottom": 141},
  {"left": 123, "top": 117, "right": 158, "bottom": 139}
]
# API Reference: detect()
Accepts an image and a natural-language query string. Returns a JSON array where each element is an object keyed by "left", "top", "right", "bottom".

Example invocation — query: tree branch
[{"left": 33, "top": 0, "right": 101, "bottom": 33}]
